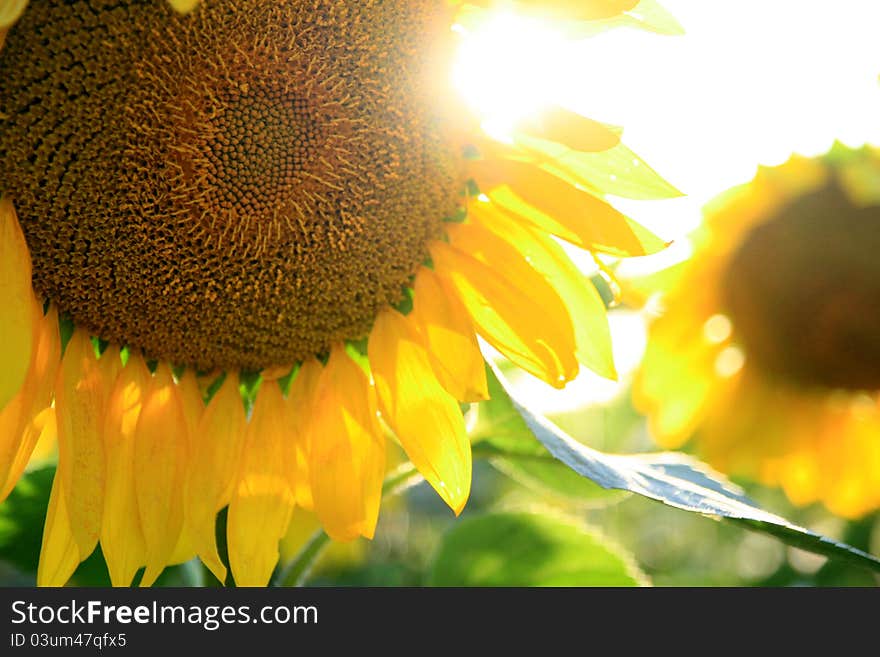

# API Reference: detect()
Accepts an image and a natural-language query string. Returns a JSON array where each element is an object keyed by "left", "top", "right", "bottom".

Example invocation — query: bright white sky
[
  {"left": 455, "top": 0, "right": 880, "bottom": 240},
  {"left": 454, "top": 0, "right": 880, "bottom": 409}
]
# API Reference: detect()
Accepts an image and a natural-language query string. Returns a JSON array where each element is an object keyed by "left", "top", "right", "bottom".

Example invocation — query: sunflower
[
  {"left": 0, "top": 0, "right": 676, "bottom": 587},
  {"left": 634, "top": 144, "right": 880, "bottom": 520}
]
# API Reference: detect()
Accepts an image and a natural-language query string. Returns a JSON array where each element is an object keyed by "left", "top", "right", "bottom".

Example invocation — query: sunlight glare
[
  {"left": 455, "top": 0, "right": 880, "bottom": 411},
  {"left": 452, "top": 13, "right": 572, "bottom": 139}
]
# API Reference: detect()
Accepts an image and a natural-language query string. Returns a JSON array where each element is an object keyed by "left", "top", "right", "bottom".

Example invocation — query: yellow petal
[
  {"left": 370, "top": 308, "right": 472, "bottom": 514},
  {"left": 0, "top": 197, "right": 36, "bottom": 411},
  {"left": 227, "top": 381, "right": 295, "bottom": 587},
  {"left": 167, "top": 0, "right": 200, "bottom": 14},
  {"left": 37, "top": 473, "right": 80, "bottom": 587},
  {"left": 169, "top": 369, "right": 204, "bottom": 565},
  {"left": 517, "top": 107, "right": 620, "bottom": 153},
  {"left": 470, "top": 158, "right": 665, "bottom": 257},
  {"left": 0, "top": 0, "right": 27, "bottom": 28},
  {"left": 23, "top": 407, "right": 57, "bottom": 472},
  {"left": 101, "top": 356, "right": 150, "bottom": 587},
  {"left": 134, "top": 364, "right": 188, "bottom": 587},
  {"left": 412, "top": 266, "right": 488, "bottom": 402},
  {"left": 54, "top": 331, "right": 119, "bottom": 559},
  {"left": 284, "top": 359, "right": 323, "bottom": 511},
  {"left": 309, "top": 345, "right": 385, "bottom": 542},
  {"left": 431, "top": 234, "right": 578, "bottom": 388},
  {"left": 177, "top": 369, "right": 205, "bottom": 436},
  {"left": 185, "top": 372, "right": 246, "bottom": 584},
  {"left": 0, "top": 304, "right": 61, "bottom": 501},
  {"left": 470, "top": 202, "right": 616, "bottom": 379}
]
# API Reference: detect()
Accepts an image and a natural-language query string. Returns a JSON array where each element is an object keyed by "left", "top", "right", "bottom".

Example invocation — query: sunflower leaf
[
  {"left": 427, "top": 511, "right": 645, "bottom": 586},
  {"left": 531, "top": 137, "right": 683, "bottom": 200},
  {"left": 486, "top": 364, "right": 880, "bottom": 573}
]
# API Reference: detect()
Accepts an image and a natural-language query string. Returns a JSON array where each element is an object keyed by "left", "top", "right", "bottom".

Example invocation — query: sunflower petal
[
  {"left": 169, "top": 370, "right": 204, "bottom": 565},
  {"left": 470, "top": 202, "right": 616, "bottom": 379},
  {"left": 185, "top": 372, "right": 246, "bottom": 584},
  {"left": 101, "top": 356, "right": 150, "bottom": 587},
  {"left": 309, "top": 345, "right": 385, "bottom": 542},
  {"left": 228, "top": 381, "right": 294, "bottom": 587},
  {"left": 517, "top": 107, "right": 620, "bottom": 153},
  {"left": 412, "top": 267, "right": 488, "bottom": 403},
  {"left": 134, "top": 364, "right": 188, "bottom": 587},
  {"left": 431, "top": 232, "right": 578, "bottom": 388},
  {"left": 0, "top": 198, "right": 36, "bottom": 412},
  {"left": 167, "top": 0, "right": 200, "bottom": 14},
  {"left": 370, "top": 308, "right": 472, "bottom": 513},
  {"left": 37, "top": 473, "right": 80, "bottom": 587},
  {"left": 0, "top": 304, "right": 61, "bottom": 502},
  {"left": 470, "top": 158, "right": 666, "bottom": 256},
  {"left": 54, "top": 332, "right": 119, "bottom": 559},
  {"left": 0, "top": 0, "right": 26, "bottom": 28},
  {"left": 284, "top": 359, "right": 323, "bottom": 511}
]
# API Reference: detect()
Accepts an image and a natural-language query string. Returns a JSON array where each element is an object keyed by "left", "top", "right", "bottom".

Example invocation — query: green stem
[{"left": 276, "top": 530, "right": 331, "bottom": 587}]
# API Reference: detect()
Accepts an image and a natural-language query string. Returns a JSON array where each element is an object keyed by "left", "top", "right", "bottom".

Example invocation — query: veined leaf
[
  {"left": 491, "top": 458, "right": 628, "bottom": 506},
  {"left": 428, "top": 512, "right": 645, "bottom": 586},
  {"left": 518, "top": 134, "right": 683, "bottom": 201},
  {"left": 486, "top": 364, "right": 880, "bottom": 573}
]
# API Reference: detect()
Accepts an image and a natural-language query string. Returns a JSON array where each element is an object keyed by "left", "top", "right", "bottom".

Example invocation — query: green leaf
[
  {"left": 428, "top": 512, "right": 644, "bottom": 586},
  {"left": 535, "top": 138, "right": 683, "bottom": 201},
  {"left": 487, "top": 364, "right": 880, "bottom": 573},
  {"left": 492, "top": 458, "right": 627, "bottom": 505},
  {"left": 0, "top": 466, "right": 54, "bottom": 575},
  {"left": 471, "top": 372, "right": 626, "bottom": 504}
]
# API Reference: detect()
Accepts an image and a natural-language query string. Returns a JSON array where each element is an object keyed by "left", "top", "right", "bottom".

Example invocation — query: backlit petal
[
  {"left": 0, "top": 0, "right": 28, "bottom": 28},
  {"left": 0, "top": 304, "right": 61, "bottom": 501},
  {"left": 284, "top": 359, "right": 323, "bottom": 510},
  {"left": 185, "top": 373, "right": 246, "bottom": 583},
  {"left": 470, "top": 158, "right": 666, "bottom": 256},
  {"left": 309, "top": 345, "right": 385, "bottom": 542},
  {"left": 431, "top": 235, "right": 578, "bottom": 388},
  {"left": 0, "top": 197, "right": 36, "bottom": 411},
  {"left": 169, "top": 369, "right": 204, "bottom": 565},
  {"left": 412, "top": 266, "right": 488, "bottom": 403},
  {"left": 134, "top": 364, "right": 188, "bottom": 587},
  {"left": 370, "top": 308, "right": 472, "bottom": 514},
  {"left": 36, "top": 473, "right": 79, "bottom": 587},
  {"left": 54, "top": 331, "right": 119, "bottom": 559},
  {"left": 517, "top": 107, "right": 620, "bottom": 153},
  {"left": 228, "top": 381, "right": 294, "bottom": 587},
  {"left": 101, "top": 356, "right": 150, "bottom": 587},
  {"left": 470, "top": 201, "right": 616, "bottom": 379},
  {"left": 167, "top": 0, "right": 200, "bottom": 14}
]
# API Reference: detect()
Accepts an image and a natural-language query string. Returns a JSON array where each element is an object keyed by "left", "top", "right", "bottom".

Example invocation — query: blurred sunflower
[
  {"left": 634, "top": 144, "right": 880, "bottom": 519},
  {"left": 0, "top": 0, "right": 677, "bottom": 586}
]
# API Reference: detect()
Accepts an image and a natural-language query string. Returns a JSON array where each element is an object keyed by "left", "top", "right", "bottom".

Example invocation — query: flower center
[
  {"left": 722, "top": 181, "right": 880, "bottom": 391},
  {"left": 0, "top": 0, "right": 464, "bottom": 371}
]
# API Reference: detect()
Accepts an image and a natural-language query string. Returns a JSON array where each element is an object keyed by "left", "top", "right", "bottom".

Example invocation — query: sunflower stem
[{"left": 276, "top": 530, "right": 331, "bottom": 587}]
